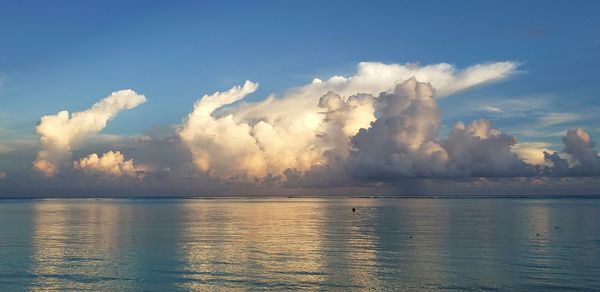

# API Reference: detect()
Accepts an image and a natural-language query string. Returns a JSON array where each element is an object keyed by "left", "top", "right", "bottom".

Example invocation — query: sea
[{"left": 0, "top": 197, "right": 599, "bottom": 291}]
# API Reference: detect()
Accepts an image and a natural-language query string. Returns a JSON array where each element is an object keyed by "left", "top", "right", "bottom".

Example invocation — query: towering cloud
[
  {"left": 5, "top": 60, "right": 600, "bottom": 196},
  {"left": 178, "top": 81, "right": 263, "bottom": 177},
  {"left": 178, "top": 81, "right": 324, "bottom": 178},
  {"left": 33, "top": 90, "right": 146, "bottom": 176},
  {"left": 348, "top": 78, "right": 449, "bottom": 178},
  {"left": 179, "top": 61, "right": 519, "bottom": 179},
  {"left": 344, "top": 78, "right": 530, "bottom": 180},
  {"left": 544, "top": 128, "right": 600, "bottom": 176}
]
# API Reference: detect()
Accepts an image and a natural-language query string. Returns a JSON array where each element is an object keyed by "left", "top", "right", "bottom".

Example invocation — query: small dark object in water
[
  {"left": 554, "top": 226, "right": 559, "bottom": 229},
  {"left": 352, "top": 208, "right": 356, "bottom": 212},
  {"left": 409, "top": 236, "right": 413, "bottom": 239},
  {"left": 536, "top": 233, "right": 541, "bottom": 237}
]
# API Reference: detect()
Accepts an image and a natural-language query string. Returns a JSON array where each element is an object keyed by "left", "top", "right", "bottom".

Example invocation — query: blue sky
[
  {"left": 2, "top": 1, "right": 598, "bottom": 138},
  {"left": 1, "top": 1, "right": 600, "bottom": 196}
]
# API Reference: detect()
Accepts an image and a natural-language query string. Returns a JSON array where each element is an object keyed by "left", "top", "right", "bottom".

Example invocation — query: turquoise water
[{"left": 0, "top": 198, "right": 599, "bottom": 291}]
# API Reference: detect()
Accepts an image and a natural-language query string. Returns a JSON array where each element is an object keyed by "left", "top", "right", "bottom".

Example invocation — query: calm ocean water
[{"left": 0, "top": 197, "right": 599, "bottom": 291}]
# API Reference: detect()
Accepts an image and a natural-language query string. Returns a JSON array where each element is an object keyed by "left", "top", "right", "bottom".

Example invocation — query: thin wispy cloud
[
  {"left": 537, "top": 112, "right": 582, "bottom": 128},
  {"left": 512, "top": 112, "right": 584, "bottom": 139}
]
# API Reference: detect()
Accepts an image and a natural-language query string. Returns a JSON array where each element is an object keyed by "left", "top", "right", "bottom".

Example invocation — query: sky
[{"left": 1, "top": 0, "right": 599, "bottom": 196}]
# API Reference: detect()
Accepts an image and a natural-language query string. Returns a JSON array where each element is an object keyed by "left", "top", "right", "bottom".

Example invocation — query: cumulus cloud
[
  {"left": 73, "top": 151, "right": 144, "bottom": 177},
  {"left": 178, "top": 80, "right": 324, "bottom": 178},
  {"left": 544, "top": 128, "right": 600, "bottom": 176},
  {"left": 441, "top": 120, "right": 531, "bottom": 177},
  {"left": 33, "top": 90, "right": 146, "bottom": 176},
  {"left": 179, "top": 81, "right": 261, "bottom": 177},
  {"left": 226, "top": 62, "right": 517, "bottom": 148},
  {"left": 32, "top": 159, "right": 59, "bottom": 177},
  {"left": 348, "top": 78, "right": 449, "bottom": 178},
  {"left": 318, "top": 91, "right": 375, "bottom": 159},
  {"left": 344, "top": 78, "right": 530, "bottom": 180},
  {"left": 179, "top": 61, "right": 518, "bottom": 179},
  {"left": 4, "top": 60, "right": 600, "bottom": 196}
]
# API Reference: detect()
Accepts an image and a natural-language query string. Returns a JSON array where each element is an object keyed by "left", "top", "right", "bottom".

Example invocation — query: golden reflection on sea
[
  {"left": 29, "top": 200, "right": 125, "bottom": 291},
  {"left": 0, "top": 198, "right": 594, "bottom": 290},
  {"left": 176, "top": 198, "right": 384, "bottom": 290}
]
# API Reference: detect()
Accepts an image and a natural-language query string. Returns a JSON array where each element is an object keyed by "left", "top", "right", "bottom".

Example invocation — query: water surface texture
[{"left": 0, "top": 198, "right": 599, "bottom": 291}]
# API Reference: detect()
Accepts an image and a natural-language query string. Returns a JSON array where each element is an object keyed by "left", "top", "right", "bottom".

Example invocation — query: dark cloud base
[{"left": 1, "top": 175, "right": 599, "bottom": 198}]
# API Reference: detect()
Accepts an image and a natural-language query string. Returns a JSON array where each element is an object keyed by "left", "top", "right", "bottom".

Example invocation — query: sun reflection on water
[{"left": 28, "top": 201, "right": 128, "bottom": 290}]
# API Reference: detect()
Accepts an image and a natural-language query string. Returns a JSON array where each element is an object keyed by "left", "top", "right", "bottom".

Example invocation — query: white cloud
[
  {"left": 179, "top": 61, "right": 519, "bottom": 179},
  {"left": 318, "top": 91, "right": 376, "bottom": 159},
  {"left": 33, "top": 89, "right": 146, "bottom": 176},
  {"left": 311, "top": 61, "right": 518, "bottom": 98},
  {"left": 5, "top": 59, "right": 600, "bottom": 195},
  {"left": 227, "top": 61, "right": 517, "bottom": 131},
  {"left": 73, "top": 151, "right": 143, "bottom": 177},
  {"left": 178, "top": 81, "right": 264, "bottom": 177}
]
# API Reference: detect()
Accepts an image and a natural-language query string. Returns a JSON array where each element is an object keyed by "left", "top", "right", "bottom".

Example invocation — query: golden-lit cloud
[
  {"left": 32, "top": 159, "right": 59, "bottom": 177},
  {"left": 9, "top": 60, "right": 599, "bottom": 196},
  {"left": 178, "top": 61, "right": 519, "bottom": 179},
  {"left": 33, "top": 89, "right": 146, "bottom": 176},
  {"left": 73, "top": 151, "right": 143, "bottom": 177}
]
